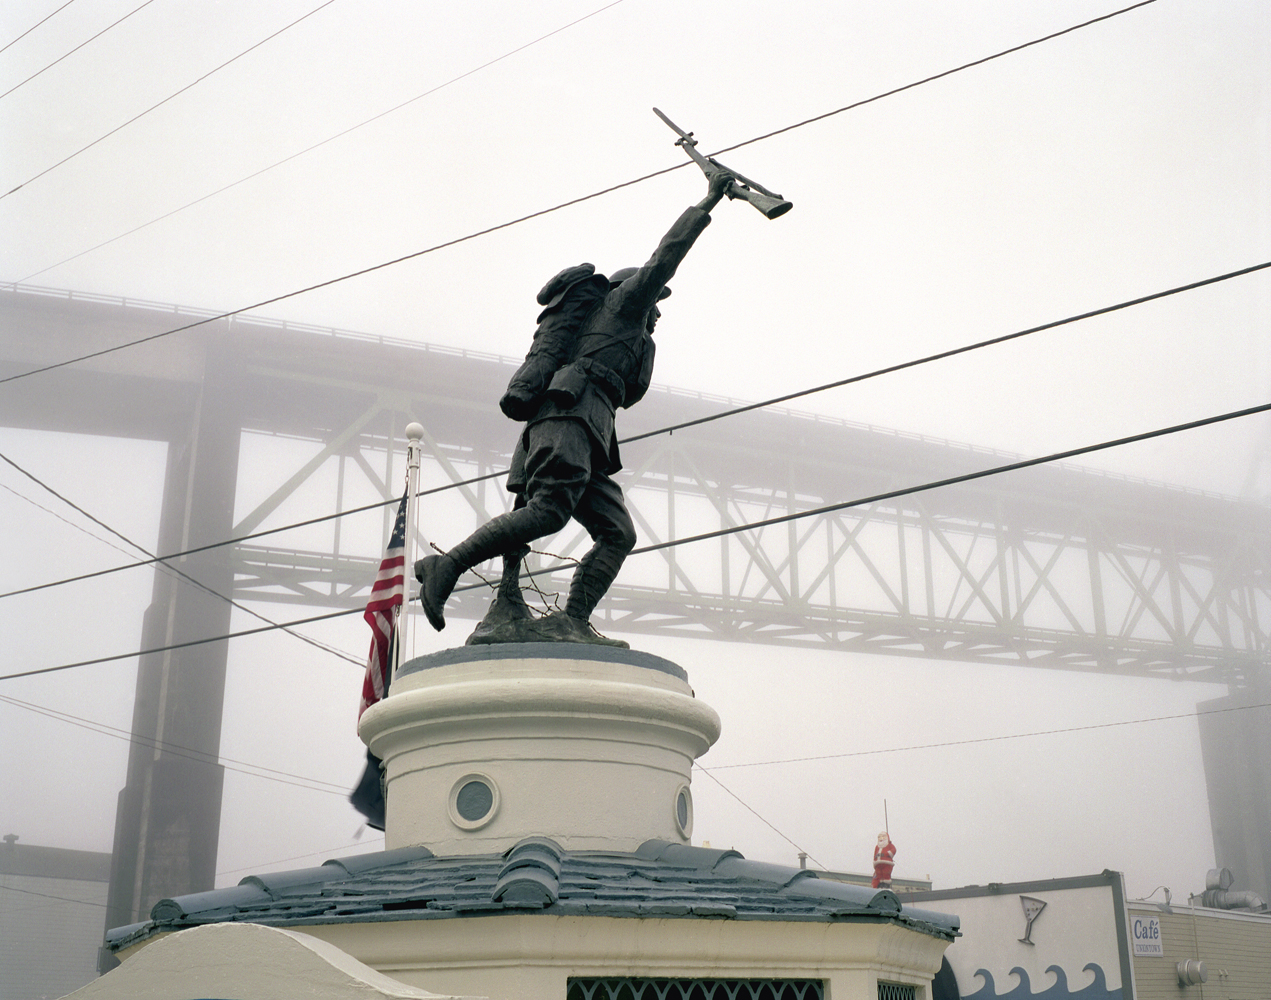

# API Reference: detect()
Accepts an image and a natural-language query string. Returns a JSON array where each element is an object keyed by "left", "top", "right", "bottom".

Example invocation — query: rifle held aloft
[{"left": 653, "top": 107, "right": 792, "bottom": 220}]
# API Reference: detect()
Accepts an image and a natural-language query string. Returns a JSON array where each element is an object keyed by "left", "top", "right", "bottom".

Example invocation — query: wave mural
[{"left": 963, "top": 963, "right": 1120, "bottom": 1000}]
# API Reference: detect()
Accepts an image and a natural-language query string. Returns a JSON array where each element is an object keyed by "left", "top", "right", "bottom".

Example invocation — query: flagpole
[{"left": 395, "top": 422, "right": 425, "bottom": 682}]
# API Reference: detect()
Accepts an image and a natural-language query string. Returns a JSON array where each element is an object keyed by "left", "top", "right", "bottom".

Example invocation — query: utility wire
[
  {"left": 0, "top": 836, "right": 392, "bottom": 909},
  {"left": 0, "top": 485, "right": 420, "bottom": 600},
  {"left": 705, "top": 701, "right": 1271, "bottom": 771},
  {"left": 13, "top": 696, "right": 1254, "bottom": 896},
  {"left": 692, "top": 764, "right": 826, "bottom": 870},
  {"left": 1, "top": 0, "right": 339, "bottom": 201},
  {"left": 628, "top": 400, "right": 1271, "bottom": 557},
  {"left": 0, "top": 693, "right": 350, "bottom": 794},
  {"left": 215, "top": 837, "right": 384, "bottom": 879},
  {"left": 15, "top": 0, "right": 629, "bottom": 272},
  {"left": 0, "top": 448, "right": 154, "bottom": 551},
  {"left": 703, "top": 0, "right": 1159, "bottom": 164},
  {"left": 0, "top": 0, "right": 157, "bottom": 102},
  {"left": 624, "top": 259, "right": 1271, "bottom": 443},
  {"left": 2, "top": 256, "right": 1266, "bottom": 604},
  {"left": 0, "top": 884, "right": 107, "bottom": 908},
  {"left": 0, "top": 479, "right": 139, "bottom": 552},
  {"left": 3, "top": 398, "right": 1267, "bottom": 684},
  {"left": 0, "top": 465, "right": 508, "bottom": 600},
  {"left": 0, "top": 171, "right": 678, "bottom": 386},
  {"left": 0, "top": 449, "right": 364, "bottom": 666},
  {"left": 0, "top": 606, "right": 358, "bottom": 682},
  {"left": 0, "top": 0, "right": 1158, "bottom": 385},
  {"left": 0, "top": 0, "right": 80, "bottom": 57}
]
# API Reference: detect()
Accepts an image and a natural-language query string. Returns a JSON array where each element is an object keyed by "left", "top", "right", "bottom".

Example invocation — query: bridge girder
[{"left": 6, "top": 284, "right": 1266, "bottom": 685}]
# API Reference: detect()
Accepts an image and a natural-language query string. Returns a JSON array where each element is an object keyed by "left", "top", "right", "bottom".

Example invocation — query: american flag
[{"left": 359, "top": 490, "right": 409, "bottom": 720}]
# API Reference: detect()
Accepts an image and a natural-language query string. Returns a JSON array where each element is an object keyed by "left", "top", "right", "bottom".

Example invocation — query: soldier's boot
[
  {"left": 564, "top": 541, "right": 631, "bottom": 648},
  {"left": 416, "top": 509, "right": 562, "bottom": 631},
  {"left": 495, "top": 546, "right": 533, "bottom": 618},
  {"left": 465, "top": 546, "right": 539, "bottom": 645},
  {"left": 467, "top": 546, "right": 534, "bottom": 639},
  {"left": 414, "top": 554, "right": 462, "bottom": 632}
]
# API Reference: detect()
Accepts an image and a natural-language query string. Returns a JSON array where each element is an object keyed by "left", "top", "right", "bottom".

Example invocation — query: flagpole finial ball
[{"left": 405, "top": 422, "right": 425, "bottom": 441}]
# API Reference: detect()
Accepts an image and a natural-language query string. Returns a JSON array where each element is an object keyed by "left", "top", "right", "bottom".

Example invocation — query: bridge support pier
[
  {"left": 100, "top": 345, "right": 243, "bottom": 969},
  {"left": 1197, "top": 675, "right": 1271, "bottom": 903}
]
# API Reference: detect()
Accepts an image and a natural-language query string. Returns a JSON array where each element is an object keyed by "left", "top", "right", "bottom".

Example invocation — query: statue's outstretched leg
[{"left": 416, "top": 505, "right": 566, "bottom": 631}]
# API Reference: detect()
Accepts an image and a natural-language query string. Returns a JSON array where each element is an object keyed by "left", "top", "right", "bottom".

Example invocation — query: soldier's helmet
[{"left": 608, "top": 266, "right": 672, "bottom": 300}]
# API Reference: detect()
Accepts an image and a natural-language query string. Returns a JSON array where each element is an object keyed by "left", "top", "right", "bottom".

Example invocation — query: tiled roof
[{"left": 108, "top": 839, "right": 958, "bottom": 952}]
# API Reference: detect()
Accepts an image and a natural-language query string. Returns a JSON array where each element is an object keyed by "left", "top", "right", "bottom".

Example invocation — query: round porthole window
[
  {"left": 674, "top": 784, "right": 693, "bottom": 839},
  {"left": 448, "top": 773, "right": 499, "bottom": 831}
]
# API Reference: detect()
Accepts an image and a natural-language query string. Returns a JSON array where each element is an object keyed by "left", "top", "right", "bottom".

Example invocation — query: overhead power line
[
  {"left": 706, "top": 700, "right": 1271, "bottom": 771},
  {"left": 3, "top": 398, "right": 1267, "bottom": 684},
  {"left": 693, "top": 765, "right": 826, "bottom": 870},
  {"left": 215, "top": 837, "right": 385, "bottom": 879},
  {"left": 0, "top": 835, "right": 386, "bottom": 907},
  {"left": 2, "top": 680, "right": 801, "bottom": 888},
  {"left": 0, "top": 485, "right": 412, "bottom": 601},
  {"left": 1, "top": 0, "right": 339, "bottom": 201},
  {"left": 625, "top": 259, "right": 1271, "bottom": 442},
  {"left": 0, "top": 478, "right": 137, "bottom": 548},
  {"left": 0, "top": 0, "right": 80, "bottom": 57},
  {"left": 0, "top": 884, "right": 107, "bottom": 908},
  {"left": 703, "top": 0, "right": 1159, "bottom": 164},
  {"left": 0, "top": 0, "right": 157, "bottom": 103},
  {"left": 0, "top": 0, "right": 1159, "bottom": 385},
  {"left": 630, "top": 401, "right": 1271, "bottom": 557},
  {"left": 0, "top": 692, "right": 350, "bottom": 795},
  {"left": 0, "top": 449, "right": 363, "bottom": 666},
  {"left": 1, "top": 256, "right": 1266, "bottom": 604},
  {"left": 0, "top": 606, "right": 357, "bottom": 682},
  {"left": 15, "top": 0, "right": 629, "bottom": 273}
]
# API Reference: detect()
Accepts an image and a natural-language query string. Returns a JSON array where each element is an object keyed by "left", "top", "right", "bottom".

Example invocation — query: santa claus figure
[{"left": 871, "top": 831, "right": 896, "bottom": 888}]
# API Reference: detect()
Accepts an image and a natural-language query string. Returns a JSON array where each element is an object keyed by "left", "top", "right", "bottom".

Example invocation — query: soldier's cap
[
  {"left": 537, "top": 262, "right": 601, "bottom": 310},
  {"left": 609, "top": 266, "right": 671, "bottom": 300}
]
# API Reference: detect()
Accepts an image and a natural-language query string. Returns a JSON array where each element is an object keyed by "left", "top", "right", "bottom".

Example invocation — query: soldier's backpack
[{"left": 499, "top": 263, "right": 608, "bottom": 421}]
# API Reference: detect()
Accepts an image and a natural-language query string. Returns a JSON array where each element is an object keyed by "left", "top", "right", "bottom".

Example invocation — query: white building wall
[
  {"left": 0, "top": 873, "right": 108, "bottom": 1000},
  {"left": 295, "top": 912, "right": 949, "bottom": 1000}
]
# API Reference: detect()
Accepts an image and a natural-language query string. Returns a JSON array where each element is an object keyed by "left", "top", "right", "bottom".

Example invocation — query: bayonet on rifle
[{"left": 653, "top": 108, "right": 792, "bottom": 219}]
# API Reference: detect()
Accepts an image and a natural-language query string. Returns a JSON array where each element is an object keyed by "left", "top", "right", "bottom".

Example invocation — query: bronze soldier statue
[{"left": 415, "top": 168, "right": 737, "bottom": 644}]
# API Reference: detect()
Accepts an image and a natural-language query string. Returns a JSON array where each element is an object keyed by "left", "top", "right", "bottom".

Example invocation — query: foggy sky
[{"left": 1, "top": 0, "right": 1268, "bottom": 908}]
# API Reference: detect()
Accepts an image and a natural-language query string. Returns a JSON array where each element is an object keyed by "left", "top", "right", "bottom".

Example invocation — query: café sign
[{"left": 1131, "top": 914, "right": 1163, "bottom": 956}]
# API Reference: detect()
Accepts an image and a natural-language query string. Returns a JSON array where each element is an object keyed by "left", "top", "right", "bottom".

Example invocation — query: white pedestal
[{"left": 358, "top": 645, "right": 721, "bottom": 855}]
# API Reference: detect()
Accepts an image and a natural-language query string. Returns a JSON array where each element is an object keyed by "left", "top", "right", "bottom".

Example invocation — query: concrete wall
[{"left": 0, "top": 840, "right": 111, "bottom": 1000}]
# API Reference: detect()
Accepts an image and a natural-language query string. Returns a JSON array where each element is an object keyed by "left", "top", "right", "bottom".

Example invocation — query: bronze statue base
[{"left": 466, "top": 603, "right": 628, "bottom": 648}]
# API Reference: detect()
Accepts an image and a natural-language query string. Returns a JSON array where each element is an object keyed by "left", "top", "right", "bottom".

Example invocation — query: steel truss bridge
[{"left": 2, "top": 284, "right": 1269, "bottom": 937}]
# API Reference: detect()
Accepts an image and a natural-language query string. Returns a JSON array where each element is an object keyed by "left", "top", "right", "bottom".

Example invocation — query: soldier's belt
[{"left": 547, "top": 358, "right": 625, "bottom": 409}]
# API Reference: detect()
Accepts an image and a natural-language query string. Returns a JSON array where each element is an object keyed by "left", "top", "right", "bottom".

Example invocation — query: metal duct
[{"left": 1201, "top": 868, "right": 1268, "bottom": 911}]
